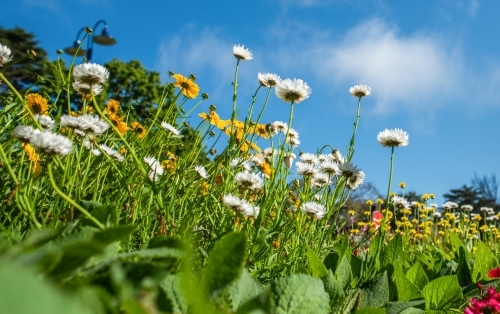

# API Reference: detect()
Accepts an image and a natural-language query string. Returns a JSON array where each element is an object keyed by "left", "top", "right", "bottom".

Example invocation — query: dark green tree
[
  {"left": 0, "top": 27, "right": 49, "bottom": 91},
  {"left": 443, "top": 184, "right": 491, "bottom": 212},
  {"left": 472, "top": 173, "right": 499, "bottom": 207}
]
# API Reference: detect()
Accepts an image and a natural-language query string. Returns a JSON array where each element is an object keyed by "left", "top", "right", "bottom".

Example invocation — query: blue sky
[{"left": 2, "top": 0, "right": 500, "bottom": 205}]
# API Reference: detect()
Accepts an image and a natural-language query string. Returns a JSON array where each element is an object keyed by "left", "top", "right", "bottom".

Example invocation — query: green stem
[
  {"left": 47, "top": 162, "right": 104, "bottom": 229},
  {"left": 347, "top": 97, "right": 362, "bottom": 162}
]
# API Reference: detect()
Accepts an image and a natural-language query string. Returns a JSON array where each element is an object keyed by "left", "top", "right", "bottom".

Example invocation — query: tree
[
  {"left": 472, "top": 173, "right": 498, "bottom": 206},
  {"left": 0, "top": 27, "right": 49, "bottom": 91}
]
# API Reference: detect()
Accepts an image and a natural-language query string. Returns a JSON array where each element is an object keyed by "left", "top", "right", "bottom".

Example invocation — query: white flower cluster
[
  {"left": 60, "top": 114, "right": 110, "bottom": 136},
  {"left": 144, "top": 156, "right": 164, "bottom": 182},
  {"left": 72, "top": 63, "right": 109, "bottom": 97},
  {"left": 0, "top": 44, "right": 13, "bottom": 67},
  {"left": 223, "top": 194, "right": 260, "bottom": 217},
  {"left": 13, "top": 125, "right": 73, "bottom": 156}
]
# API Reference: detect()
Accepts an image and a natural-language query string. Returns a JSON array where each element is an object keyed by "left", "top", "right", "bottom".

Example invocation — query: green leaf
[
  {"left": 405, "top": 261, "right": 429, "bottom": 291},
  {"left": 359, "top": 271, "right": 390, "bottom": 309},
  {"left": 271, "top": 274, "right": 329, "bottom": 314},
  {"left": 456, "top": 247, "right": 472, "bottom": 287},
  {"left": 224, "top": 270, "right": 264, "bottom": 311},
  {"left": 448, "top": 233, "right": 465, "bottom": 253},
  {"left": 0, "top": 261, "right": 88, "bottom": 314},
  {"left": 48, "top": 240, "right": 105, "bottom": 280},
  {"left": 394, "top": 261, "right": 420, "bottom": 301},
  {"left": 355, "top": 307, "right": 386, "bottom": 314},
  {"left": 92, "top": 225, "right": 136, "bottom": 245},
  {"left": 80, "top": 201, "right": 119, "bottom": 226},
  {"left": 472, "top": 241, "right": 497, "bottom": 281},
  {"left": 235, "top": 289, "right": 271, "bottom": 314},
  {"left": 335, "top": 255, "right": 352, "bottom": 290},
  {"left": 160, "top": 274, "right": 187, "bottom": 314},
  {"left": 306, "top": 247, "right": 329, "bottom": 278},
  {"left": 332, "top": 289, "right": 359, "bottom": 314},
  {"left": 386, "top": 300, "right": 425, "bottom": 314},
  {"left": 421, "top": 275, "right": 463, "bottom": 311},
  {"left": 202, "top": 232, "right": 246, "bottom": 296},
  {"left": 322, "top": 269, "right": 345, "bottom": 309},
  {"left": 381, "top": 234, "right": 403, "bottom": 268}
]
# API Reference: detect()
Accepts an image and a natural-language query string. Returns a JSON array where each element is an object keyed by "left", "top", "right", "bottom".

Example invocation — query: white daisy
[
  {"left": 29, "top": 131, "right": 73, "bottom": 156},
  {"left": 263, "top": 147, "right": 278, "bottom": 161},
  {"left": 223, "top": 194, "right": 243, "bottom": 210},
  {"left": 275, "top": 78, "right": 311, "bottom": 104},
  {"left": 272, "top": 121, "right": 288, "bottom": 133},
  {"left": 349, "top": 85, "right": 371, "bottom": 98},
  {"left": 320, "top": 160, "right": 340, "bottom": 176},
  {"left": 160, "top": 121, "right": 180, "bottom": 135},
  {"left": 195, "top": 165, "right": 208, "bottom": 179},
  {"left": 433, "top": 212, "right": 442, "bottom": 218},
  {"left": 233, "top": 44, "right": 253, "bottom": 60},
  {"left": 251, "top": 154, "right": 265, "bottom": 166},
  {"left": 34, "top": 114, "right": 55, "bottom": 130},
  {"left": 299, "top": 152, "right": 318, "bottom": 165},
  {"left": 377, "top": 128, "right": 409, "bottom": 148},
  {"left": 13, "top": 125, "right": 40, "bottom": 142},
  {"left": 443, "top": 201, "right": 459, "bottom": 209},
  {"left": 144, "top": 156, "right": 164, "bottom": 182},
  {"left": 234, "top": 171, "right": 264, "bottom": 190},
  {"left": 73, "top": 63, "right": 109, "bottom": 85},
  {"left": 296, "top": 161, "right": 317, "bottom": 176},
  {"left": 99, "top": 144, "right": 124, "bottom": 162},
  {"left": 300, "top": 201, "right": 326, "bottom": 219},
  {"left": 258, "top": 73, "right": 281, "bottom": 87},
  {"left": 0, "top": 44, "right": 13, "bottom": 67},
  {"left": 229, "top": 157, "right": 252, "bottom": 172},
  {"left": 60, "top": 115, "right": 80, "bottom": 128},
  {"left": 313, "top": 172, "right": 331, "bottom": 187},
  {"left": 339, "top": 162, "right": 361, "bottom": 178},
  {"left": 72, "top": 81, "right": 103, "bottom": 97},
  {"left": 346, "top": 171, "right": 365, "bottom": 190},
  {"left": 222, "top": 194, "right": 259, "bottom": 217},
  {"left": 391, "top": 196, "right": 411, "bottom": 210},
  {"left": 286, "top": 137, "right": 301, "bottom": 147},
  {"left": 329, "top": 150, "right": 344, "bottom": 164},
  {"left": 76, "top": 114, "right": 110, "bottom": 135},
  {"left": 283, "top": 152, "right": 296, "bottom": 169}
]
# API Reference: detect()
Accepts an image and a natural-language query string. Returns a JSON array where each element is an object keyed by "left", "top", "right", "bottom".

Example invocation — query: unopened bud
[{"left": 202, "top": 93, "right": 209, "bottom": 100}]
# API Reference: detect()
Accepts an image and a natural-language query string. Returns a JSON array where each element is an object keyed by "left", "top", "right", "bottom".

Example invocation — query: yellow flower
[
  {"left": 366, "top": 199, "right": 374, "bottom": 206},
  {"left": 348, "top": 210, "right": 355, "bottom": 216},
  {"left": 26, "top": 93, "right": 49, "bottom": 115},
  {"left": 422, "top": 194, "right": 429, "bottom": 201},
  {"left": 198, "top": 111, "right": 230, "bottom": 130},
  {"left": 110, "top": 116, "right": 129, "bottom": 135},
  {"left": 22, "top": 143, "right": 42, "bottom": 178},
  {"left": 248, "top": 123, "right": 270, "bottom": 139},
  {"left": 350, "top": 229, "right": 360, "bottom": 235},
  {"left": 399, "top": 182, "right": 406, "bottom": 188},
  {"left": 376, "top": 198, "right": 384, "bottom": 204},
  {"left": 173, "top": 74, "right": 200, "bottom": 98},
  {"left": 200, "top": 182, "right": 210, "bottom": 195},
  {"left": 106, "top": 99, "right": 120, "bottom": 117},
  {"left": 131, "top": 122, "right": 146, "bottom": 139},
  {"left": 429, "top": 193, "right": 436, "bottom": 199}
]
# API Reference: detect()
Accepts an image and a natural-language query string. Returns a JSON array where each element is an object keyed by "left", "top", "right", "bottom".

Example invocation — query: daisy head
[
  {"left": 73, "top": 63, "right": 109, "bottom": 85},
  {"left": 377, "top": 128, "right": 409, "bottom": 148},
  {"left": 161, "top": 122, "right": 180, "bottom": 136},
  {"left": 195, "top": 165, "right": 208, "bottom": 179},
  {"left": 0, "top": 44, "right": 13, "bottom": 67},
  {"left": 29, "top": 131, "right": 73, "bottom": 157},
  {"left": 349, "top": 85, "right": 371, "bottom": 98},
  {"left": 258, "top": 73, "right": 281, "bottom": 87},
  {"left": 233, "top": 44, "right": 253, "bottom": 60},
  {"left": 300, "top": 201, "right": 326, "bottom": 219},
  {"left": 391, "top": 196, "right": 411, "bottom": 210},
  {"left": 234, "top": 171, "right": 264, "bottom": 190},
  {"left": 72, "top": 81, "right": 103, "bottom": 99},
  {"left": 275, "top": 78, "right": 311, "bottom": 104},
  {"left": 13, "top": 125, "right": 40, "bottom": 143}
]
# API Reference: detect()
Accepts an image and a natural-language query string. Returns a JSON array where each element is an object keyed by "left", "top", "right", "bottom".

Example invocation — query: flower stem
[
  {"left": 47, "top": 162, "right": 104, "bottom": 229},
  {"left": 347, "top": 97, "right": 362, "bottom": 162}
]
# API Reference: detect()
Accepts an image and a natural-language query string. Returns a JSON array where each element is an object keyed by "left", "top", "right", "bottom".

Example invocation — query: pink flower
[
  {"left": 464, "top": 286, "right": 500, "bottom": 314},
  {"left": 488, "top": 266, "right": 500, "bottom": 279}
]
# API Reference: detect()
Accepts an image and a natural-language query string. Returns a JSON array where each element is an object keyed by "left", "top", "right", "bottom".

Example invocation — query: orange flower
[
  {"left": 106, "top": 99, "right": 120, "bottom": 117},
  {"left": 257, "top": 160, "right": 271, "bottom": 177},
  {"left": 131, "top": 122, "right": 146, "bottom": 139},
  {"left": 173, "top": 74, "right": 200, "bottom": 98},
  {"left": 22, "top": 143, "right": 42, "bottom": 178},
  {"left": 199, "top": 111, "right": 230, "bottom": 130},
  {"left": 248, "top": 123, "right": 270, "bottom": 139},
  {"left": 26, "top": 93, "right": 49, "bottom": 115}
]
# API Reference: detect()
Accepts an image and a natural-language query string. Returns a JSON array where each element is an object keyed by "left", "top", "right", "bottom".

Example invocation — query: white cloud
[{"left": 467, "top": 0, "right": 480, "bottom": 17}]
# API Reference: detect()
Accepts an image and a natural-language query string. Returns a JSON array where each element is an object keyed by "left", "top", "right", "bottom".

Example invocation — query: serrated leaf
[
  {"left": 405, "top": 261, "right": 428, "bottom": 291},
  {"left": 202, "top": 232, "right": 246, "bottom": 297},
  {"left": 355, "top": 307, "right": 386, "bottom": 314},
  {"left": 381, "top": 234, "right": 403, "bottom": 268},
  {"left": 386, "top": 300, "right": 425, "bottom": 314},
  {"left": 160, "top": 274, "right": 187, "bottom": 314},
  {"left": 224, "top": 271, "right": 264, "bottom": 311},
  {"left": 336, "top": 255, "right": 352, "bottom": 290},
  {"left": 271, "top": 274, "right": 329, "bottom": 314},
  {"left": 456, "top": 247, "right": 472, "bottom": 287},
  {"left": 394, "top": 261, "right": 421, "bottom": 301},
  {"left": 236, "top": 289, "right": 271, "bottom": 314},
  {"left": 422, "top": 275, "right": 463, "bottom": 311},
  {"left": 359, "top": 271, "right": 390, "bottom": 309},
  {"left": 322, "top": 269, "right": 344, "bottom": 309},
  {"left": 332, "top": 289, "right": 359, "bottom": 314},
  {"left": 472, "top": 241, "right": 497, "bottom": 281},
  {"left": 306, "top": 247, "right": 328, "bottom": 278}
]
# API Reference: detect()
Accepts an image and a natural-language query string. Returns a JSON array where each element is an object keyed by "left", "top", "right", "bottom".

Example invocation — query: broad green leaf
[
  {"left": 322, "top": 269, "right": 345, "bottom": 309},
  {"left": 306, "top": 247, "right": 328, "bottom": 278},
  {"left": 386, "top": 300, "right": 425, "bottom": 314},
  {"left": 48, "top": 240, "right": 105, "bottom": 280},
  {"left": 0, "top": 261, "right": 88, "bottom": 314},
  {"left": 355, "top": 307, "right": 386, "bottom": 314},
  {"left": 332, "top": 289, "right": 359, "bottom": 314},
  {"left": 80, "top": 201, "right": 119, "bottom": 226},
  {"left": 405, "top": 261, "right": 428, "bottom": 291},
  {"left": 381, "top": 234, "right": 403, "bottom": 267},
  {"left": 359, "top": 271, "right": 390, "bottom": 309},
  {"left": 335, "top": 255, "right": 352, "bottom": 290},
  {"left": 456, "top": 247, "right": 472, "bottom": 287},
  {"left": 121, "top": 299, "right": 149, "bottom": 314},
  {"left": 93, "top": 225, "right": 136, "bottom": 245},
  {"left": 224, "top": 270, "right": 264, "bottom": 311},
  {"left": 472, "top": 241, "right": 497, "bottom": 281},
  {"left": 271, "top": 274, "right": 329, "bottom": 314},
  {"left": 447, "top": 233, "right": 465, "bottom": 253},
  {"left": 160, "top": 274, "right": 187, "bottom": 314},
  {"left": 422, "top": 275, "right": 463, "bottom": 311},
  {"left": 202, "top": 232, "right": 246, "bottom": 296},
  {"left": 394, "top": 261, "right": 420, "bottom": 301},
  {"left": 324, "top": 252, "right": 340, "bottom": 272},
  {"left": 236, "top": 289, "right": 271, "bottom": 314}
]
